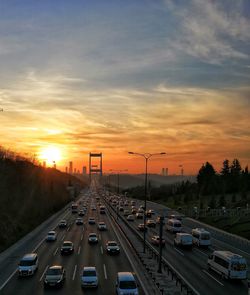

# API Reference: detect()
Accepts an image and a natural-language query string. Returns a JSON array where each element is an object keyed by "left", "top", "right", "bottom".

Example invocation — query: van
[
  {"left": 166, "top": 218, "right": 182, "bottom": 233},
  {"left": 174, "top": 233, "right": 193, "bottom": 248},
  {"left": 192, "top": 228, "right": 211, "bottom": 247},
  {"left": 116, "top": 272, "right": 139, "bottom": 295},
  {"left": 18, "top": 253, "right": 38, "bottom": 277},
  {"left": 208, "top": 251, "right": 247, "bottom": 280}
]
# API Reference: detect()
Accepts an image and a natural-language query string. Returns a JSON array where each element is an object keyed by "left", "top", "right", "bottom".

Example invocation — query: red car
[{"left": 151, "top": 235, "right": 166, "bottom": 246}]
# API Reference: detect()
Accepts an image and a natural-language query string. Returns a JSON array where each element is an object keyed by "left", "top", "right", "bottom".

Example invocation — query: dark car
[
  {"left": 60, "top": 241, "right": 74, "bottom": 255},
  {"left": 106, "top": 241, "right": 120, "bottom": 255},
  {"left": 44, "top": 265, "right": 65, "bottom": 288},
  {"left": 138, "top": 224, "right": 147, "bottom": 232}
]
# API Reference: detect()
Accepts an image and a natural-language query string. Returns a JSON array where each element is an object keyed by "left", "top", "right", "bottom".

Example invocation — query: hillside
[
  {"left": 106, "top": 174, "right": 196, "bottom": 190},
  {"left": 0, "top": 153, "right": 87, "bottom": 252}
]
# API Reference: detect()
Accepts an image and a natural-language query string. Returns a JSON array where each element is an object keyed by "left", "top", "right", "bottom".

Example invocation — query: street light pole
[{"left": 128, "top": 151, "right": 166, "bottom": 253}]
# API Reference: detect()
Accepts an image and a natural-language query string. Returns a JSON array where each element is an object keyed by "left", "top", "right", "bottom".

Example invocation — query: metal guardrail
[{"left": 105, "top": 199, "right": 199, "bottom": 295}]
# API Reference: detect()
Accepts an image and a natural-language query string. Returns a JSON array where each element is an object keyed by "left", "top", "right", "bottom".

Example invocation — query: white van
[
  {"left": 116, "top": 272, "right": 139, "bottom": 295},
  {"left": 166, "top": 218, "right": 182, "bottom": 233},
  {"left": 207, "top": 251, "right": 247, "bottom": 280},
  {"left": 18, "top": 253, "right": 38, "bottom": 277},
  {"left": 192, "top": 228, "right": 211, "bottom": 247}
]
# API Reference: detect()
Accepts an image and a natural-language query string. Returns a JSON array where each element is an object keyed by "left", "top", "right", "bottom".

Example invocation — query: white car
[
  {"left": 81, "top": 267, "right": 98, "bottom": 288},
  {"left": 46, "top": 231, "right": 57, "bottom": 242},
  {"left": 18, "top": 253, "right": 38, "bottom": 277},
  {"left": 88, "top": 233, "right": 98, "bottom": 244},
  {"left": 76, "top": 218, "right": 83, "bottom": 225},
  {"left": 98, "top": 222, "right": 107, "bottom": 231},
  {"left": 127, "top": 214, "right": 135, "bottom": 221},
  {"left": 116, "top": 272, "right": 138, "bottom": 295}
]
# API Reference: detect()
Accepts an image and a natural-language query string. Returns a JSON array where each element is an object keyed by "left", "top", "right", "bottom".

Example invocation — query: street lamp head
[
  {"left": 128, "top": 152, "right": 134, "bottom": 154},
  {"left": 161, "top": 152, "right": 166, "bottom": 155}
]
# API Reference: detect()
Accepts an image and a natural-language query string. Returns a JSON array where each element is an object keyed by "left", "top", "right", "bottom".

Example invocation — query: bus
[
  {"left": 71, "top": 203, "right": 78, "bottom": 213},
  {"left": 207, "top": 251, "right": 247, "bottom": 280},
  {"left": 192, "top": 228, "right": 211, "bottom": 247},
  {"left": 166, "top": 218, "right": 182, "bottom": 233}
]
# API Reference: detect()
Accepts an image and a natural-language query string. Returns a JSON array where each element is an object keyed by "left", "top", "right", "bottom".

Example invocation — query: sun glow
[{"left": 39, "top": 146, "right": 62, "bottom": 165}]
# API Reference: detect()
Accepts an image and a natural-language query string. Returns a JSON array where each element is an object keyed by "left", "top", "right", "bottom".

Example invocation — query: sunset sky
[{"left": 0, "top": 0, "right": 250, "bottom": 174}]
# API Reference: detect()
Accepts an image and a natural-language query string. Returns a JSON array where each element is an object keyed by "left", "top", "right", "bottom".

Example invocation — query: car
[
  {"left": 149, "top": 209, "right": 155, "bottom": 215},
  {"left": 98, "top": 222, "right": 107, "bottom": 230},
  {"left": 106, "top": 241, "right": 120, "bottom": 254},
  {"left": 18, "top": 253, "right": 38, "bottom": 277},
  {"left": 58, "top": 220, "right": 67, "bottom": 228},
  {"left": 137, "top": 224, "right": 147, "bottom": 232},
  {"left": 146, "top": 210, "right": 152, "bottom": 217},
  {"left": 127, "top": 214, "right": 135, "bottom": 221},
  {"left": 60, "top": 241, "right": 74, "bottom": 255},
  {"left": 130, "top": 200, "right": 136, "bottom": 206},
  {"left": 131, "top": 208, "right": 137, "bottom": 214},
  {"left": 151, "top": 235, "right": 166, "bottom": 246},
  {"left": 76, "top": 218, "right": 83, "bottom": 225},
  {"left": 46, "top": 231, "right": 57, "bottom": 242},
  {"left": 136, "top": 212, "right": 143, "bottom": 219},
  {"left": 78, "top": 210, "right": 85, "bottom": 216},
  {"left": 81, "top": 266, "right": 98, "bottom": 288},
  {"left": 119, "top": 206, "right": 124, "bottom": 212},
  {"left": 174, "top": 233, "right": 193, "bottom": 248},
  {"left": 146, "top": 219, "right": 156, "bottom": 228},
  {"left": 100, "top": 205, "right": 106, "bottom": 214},
  {"left": 88, "top": 233, "right": 98, "bottom": 243},
  {"left": 44, "top": 265, "right": 65, "bottom": 288},
  {"left": 91, "top": 206, "right": 96, "bottom": 211},
  {"left": 156, "top": 216, "right": 165, "bottom": 224},
  {"left": 88, "top": 217, "right": 95, "bottom": 224},
  {"left": 138, "top": 208, "right": 144, "bottom": 213},
  {"left": 116, "top": 272, "right": 138, "bottom": 295},
  {"left": 124, "top": 209, "right": 130, "bottom": 217}
]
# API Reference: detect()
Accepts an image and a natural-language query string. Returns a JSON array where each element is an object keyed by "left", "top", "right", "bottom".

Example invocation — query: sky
[{"left": 0, "top": 0, "right": 250, "bottom": 175}]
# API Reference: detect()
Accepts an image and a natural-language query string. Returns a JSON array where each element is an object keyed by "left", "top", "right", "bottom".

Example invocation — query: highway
[
  {"left": 1, "top": 192, "right": 144, "bottom": 295},
  {"left": 109, "top": 196, "right": 249, "bottom": 295}
]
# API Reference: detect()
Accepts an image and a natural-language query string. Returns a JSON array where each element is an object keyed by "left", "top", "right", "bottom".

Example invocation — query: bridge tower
[{"left": 89, "top": 152, "right": 103, "bottom": 180}]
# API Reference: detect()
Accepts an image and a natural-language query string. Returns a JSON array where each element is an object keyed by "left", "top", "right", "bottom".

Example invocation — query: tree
[
  {"left": 230, "top": 159, "right": 242, "bottom": 176},
  {"left": 221, "top": 159, "right": 230, "bottom": 176},
  {"left": 197, "top": 162, "right": 216, "bottom": 195}
]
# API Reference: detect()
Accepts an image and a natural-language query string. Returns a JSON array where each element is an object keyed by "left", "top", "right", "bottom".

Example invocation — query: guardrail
[{"left": 105, "top": 199, "right": 199, "bottom": 295}]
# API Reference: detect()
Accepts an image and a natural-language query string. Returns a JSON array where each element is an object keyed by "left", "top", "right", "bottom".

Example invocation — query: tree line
[{"left": 125, "top": 159, "right": 250, "bottom": 209}]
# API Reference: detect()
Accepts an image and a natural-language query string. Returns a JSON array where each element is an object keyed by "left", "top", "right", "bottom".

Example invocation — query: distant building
[
  {"left": 74, "top": 168, "right": 76, "bottom": 174},
  {"left": 69, "top": 161, "right": 73, "bottom": 174},
  {"left": 161, "top": 168, "right": 165, "bottom": 175},
  {"left": 43, "top": 161, "right": 46, "bottom": 168},
  {"left": 53, "top": 161, "right": 56, "bottom": 169},
  {"left": 65, "top": 167, "right": 68, "bottom": 173},
  {"left": 165, "top": 168, "right": 168, "bottom": 176},
  {"left": 82, "top": 166, "right": 87, "bottom": 175}
]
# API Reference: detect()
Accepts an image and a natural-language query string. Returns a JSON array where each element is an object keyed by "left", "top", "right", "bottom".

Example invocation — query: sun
[{"left": 39, "top": 146, "right": 62, "bottom": 165}]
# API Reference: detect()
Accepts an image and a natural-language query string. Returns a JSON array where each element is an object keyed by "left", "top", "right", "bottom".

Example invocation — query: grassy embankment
[
  {"left": 156, "top": 193, "right": 250, "bottom": 240},
  {"left": 0, "top": 156, "right": 87, "bottom": 252}
]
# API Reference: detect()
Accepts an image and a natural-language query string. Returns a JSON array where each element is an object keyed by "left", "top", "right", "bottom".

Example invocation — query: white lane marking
[
  {"left": 100, "top": 246, "right": 103, "bottom": 254},
  {"left": 0, "top": 211, "right": 70, "bottom": 291},
  {"left": 78, "top": 246, "right": 81, "bottom": 255},
  {"left": 202, "top": 269, "right": 224, "bottom": 286},
  {"left": 174, "top": 247, "right": 184, "bottom": 256},
  {"left": 99, "top": 234, "right": 101, "bottom": 240},
  {"left": 193, "top": 248, "right": 208, "bottom": 257},
  {"left": 61, "top": 234, "right": 65, "bottom": 241},
  {"left": 211, "top": 237, "right": 250, "bottom": 257},
  {"left": 53, "top": 247, "right": 58, "bottom": 256},
  {"left": 0, "top": 270, "right": 17, "bottom": 290},
  {"left": 103, "top": 264, "right": 107, "bottom": 279},
  {"left": 67, "top": 226, "right": 70, "bottom": 231},
  {"left": 81, "top": 233, "right": 83, "bottom": 241},
  {"left": 72, "top": 265, "right": 77, "bottom": 280},
  {"left": 39, "top": 265, "right": 49, "bottom": 281}
]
